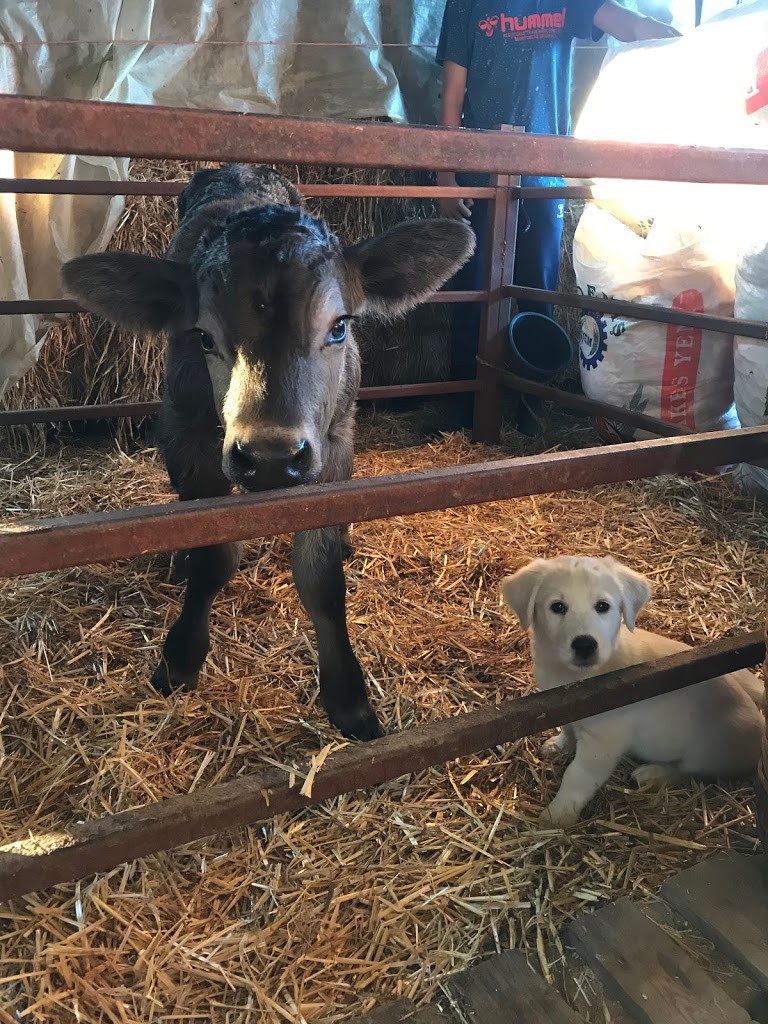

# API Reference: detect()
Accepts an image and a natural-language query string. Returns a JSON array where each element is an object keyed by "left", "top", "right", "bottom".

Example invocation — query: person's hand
[
  {"left": 632, "top": 15, "right": 681, "bottom": 40},
  {"left": 437, "top": 173, "right": 473, "bottom": 221}
]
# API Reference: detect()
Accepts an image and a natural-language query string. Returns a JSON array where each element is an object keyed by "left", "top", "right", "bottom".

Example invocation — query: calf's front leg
[
  {"left": 151, "top": 420, "right": 241, "bottom": 695},
  {"left": 292, "top": 526, "right": 383, "bottom": 741},
  {"left": 152, "top": 540, "right": 242, "bottom": 695}
]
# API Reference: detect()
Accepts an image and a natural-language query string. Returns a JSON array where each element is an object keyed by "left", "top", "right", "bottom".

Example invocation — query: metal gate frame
[{"left": 0, "top": 95, "right": 766, "bottom": 900}]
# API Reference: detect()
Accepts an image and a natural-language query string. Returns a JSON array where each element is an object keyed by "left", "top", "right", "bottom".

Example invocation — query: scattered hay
[{"left": 0, "top": 411, "right": 765, "bottom": 1023}]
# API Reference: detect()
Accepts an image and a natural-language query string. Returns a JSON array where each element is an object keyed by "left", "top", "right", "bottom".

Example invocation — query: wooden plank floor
[{"left": 346, "top": 851, "right": 768, "bottom": 1024}]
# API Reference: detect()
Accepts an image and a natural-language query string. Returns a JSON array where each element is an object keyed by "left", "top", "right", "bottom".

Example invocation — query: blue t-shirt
[{"left": 437, "top": 0, "right": 603, "bottom": 185}]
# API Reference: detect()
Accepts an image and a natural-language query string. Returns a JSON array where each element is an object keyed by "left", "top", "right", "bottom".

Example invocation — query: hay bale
[{"left": 0, "top": 159, "right": 449, "bottom": 449}]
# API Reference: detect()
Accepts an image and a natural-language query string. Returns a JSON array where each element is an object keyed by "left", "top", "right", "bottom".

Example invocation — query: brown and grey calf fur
[{"left": 61, "top": 164, "right": 474, "bottom": 741}]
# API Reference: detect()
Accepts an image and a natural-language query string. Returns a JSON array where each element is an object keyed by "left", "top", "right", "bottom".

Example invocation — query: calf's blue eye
[{"left": 328, "top": 318, "right": 347, "bottom": 344}]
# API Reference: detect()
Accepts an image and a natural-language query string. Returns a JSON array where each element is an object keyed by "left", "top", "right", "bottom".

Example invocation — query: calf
[{"left": 62, "top": 164, "right": 474, "bottom": 740}]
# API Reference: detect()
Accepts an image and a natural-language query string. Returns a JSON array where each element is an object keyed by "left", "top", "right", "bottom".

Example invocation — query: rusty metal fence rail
[{"left": 0, "top": 95, "right": 766, "bottom": 899}]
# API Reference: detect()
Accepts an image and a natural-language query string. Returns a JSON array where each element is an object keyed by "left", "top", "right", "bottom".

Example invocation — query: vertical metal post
[
  {"left": 472, "top": 125, "right": 522, "bottom": 444},
  {"left": 756, "top": 609, "right": 768, "bottom": 850}
]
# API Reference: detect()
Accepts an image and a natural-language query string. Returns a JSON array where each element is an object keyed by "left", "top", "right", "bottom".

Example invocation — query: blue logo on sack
[{"left": 580, "top": 311, "right": 608, "bottom": 371}]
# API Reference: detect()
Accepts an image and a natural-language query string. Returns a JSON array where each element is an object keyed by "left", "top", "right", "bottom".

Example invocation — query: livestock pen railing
[{"left": 0, "top": 95, "right": 766, "bottom": 900}]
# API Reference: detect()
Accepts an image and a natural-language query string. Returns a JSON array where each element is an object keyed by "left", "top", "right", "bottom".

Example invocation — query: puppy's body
[{"left": 502, "top": 556, "right": 763, "bottom": 827}]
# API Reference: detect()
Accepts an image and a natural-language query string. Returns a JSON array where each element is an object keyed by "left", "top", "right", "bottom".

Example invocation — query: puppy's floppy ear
[
  {"left": 500, "top": 559, "right": 549, "bottom": 631},
  {"left": 606, "top": 558, "right": 652, "bottom": 631}
]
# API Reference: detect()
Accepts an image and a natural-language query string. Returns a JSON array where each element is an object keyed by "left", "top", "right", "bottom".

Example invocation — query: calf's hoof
[
  {"left": 150, "top": 659, "right": 200, "bottom": 697},
  {"left": 327, "top": 701, "right": 384, "bottom": 742}
]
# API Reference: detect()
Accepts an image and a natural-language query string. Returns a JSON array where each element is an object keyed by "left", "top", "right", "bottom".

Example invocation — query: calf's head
[{"left": 62, "top": 165, "right": 475, "bottom": 491}]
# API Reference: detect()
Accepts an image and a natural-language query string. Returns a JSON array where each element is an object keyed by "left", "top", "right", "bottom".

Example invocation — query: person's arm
[
  {"left": 593, "top": 0, "right": 681, "bottom": 41},
  {"left": 440, "top": 58, "right": 466, "bottom": 129},
  {"left": 437, "top": 60, "right": 473, "bottom": 220},
  {"left": 435, "top": 0, "right": 474, "bottom": 220}
]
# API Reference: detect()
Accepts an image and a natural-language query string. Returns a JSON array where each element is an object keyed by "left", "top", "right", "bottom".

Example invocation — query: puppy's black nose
[{"left": 571, "top": 634, "right": 598, "bottom": 659}]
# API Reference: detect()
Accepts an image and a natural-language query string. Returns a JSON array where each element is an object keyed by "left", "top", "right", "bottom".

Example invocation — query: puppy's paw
[
  {"left": 539, "top": 733, "right": 570, "bottom": 761},
  {"left": 538, "top": 802, "right": 580, "bottom": 829},
  {"left": 631, "top": 763, "right": 681, "bottom": 787}
]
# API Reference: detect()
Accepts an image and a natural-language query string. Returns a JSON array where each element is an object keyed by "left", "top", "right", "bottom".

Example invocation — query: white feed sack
[
  {"left": 573, "top": 205, "right": 738, "bottom": 441},
  {"left": 571, "top": 0, "right": 768, "bottom": 244},
  {"left": 570, "top": 1, "right": 768, "bottom": 443},
  {"left": 733, "top": 238, "right": 768, "bottom": 497}
]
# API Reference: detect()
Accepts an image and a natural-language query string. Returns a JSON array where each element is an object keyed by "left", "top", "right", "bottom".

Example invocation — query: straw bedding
[{"left": 0, "top": 406, "right": 766, "bottom": 1023}]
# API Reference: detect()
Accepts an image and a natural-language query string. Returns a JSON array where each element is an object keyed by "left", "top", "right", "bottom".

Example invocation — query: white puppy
[{"left": 501, "top": 555, "right": 763, "bottom": 828}]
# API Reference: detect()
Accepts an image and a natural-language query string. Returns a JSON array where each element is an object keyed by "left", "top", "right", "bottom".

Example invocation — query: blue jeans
[{"left": 447, "top": 192, "right": 565, "bottom": 380}]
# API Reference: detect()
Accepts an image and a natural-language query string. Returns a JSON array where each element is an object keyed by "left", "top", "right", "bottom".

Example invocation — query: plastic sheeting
[{"left": 0, "top": 0, "right": 445, "bottom": 396}]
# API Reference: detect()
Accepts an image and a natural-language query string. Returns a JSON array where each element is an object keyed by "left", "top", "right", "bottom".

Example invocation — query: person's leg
[
  {"left": 511, "top": 197, "right": 566, "bottom": 434},
  {"left": 512, "top": 197, "right": 564, "bottom": 318}
]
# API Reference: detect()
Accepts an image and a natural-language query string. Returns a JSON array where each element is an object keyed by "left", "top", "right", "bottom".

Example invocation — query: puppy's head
[{"left": 500, "top": 555, "right": 651, "bottom": 672}]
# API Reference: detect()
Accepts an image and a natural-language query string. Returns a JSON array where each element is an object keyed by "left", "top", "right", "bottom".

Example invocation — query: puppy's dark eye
[
  {"left": 328, "top": 318, "right": 348, "bottom": 344},
  {"left": 595, "top": 600, "right": 611, "bottom": 614},
  {"left": 191, "top": 328, "right": 215, "bottom": 353},
  {"left": 550, "top": 601, "right": 567, "bottom": 615}
]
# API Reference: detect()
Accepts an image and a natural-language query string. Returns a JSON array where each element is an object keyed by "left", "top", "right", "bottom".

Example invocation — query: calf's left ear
[{"left": 345, "top": 218, "right": 476, "bottom": 318}]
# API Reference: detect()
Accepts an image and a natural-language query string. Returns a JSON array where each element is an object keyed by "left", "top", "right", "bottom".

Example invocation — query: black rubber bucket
[{"left": 507, "top": 311, "right": 573, "bottom": 383}]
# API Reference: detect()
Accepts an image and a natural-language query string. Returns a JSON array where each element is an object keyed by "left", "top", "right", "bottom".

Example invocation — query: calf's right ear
[{"left": 61, "top": 252, "right": 195, "bottom": 333}]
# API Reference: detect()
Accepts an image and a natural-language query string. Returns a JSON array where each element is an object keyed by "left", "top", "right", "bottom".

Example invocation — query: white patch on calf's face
[{"left": 221, "top": 352, "right": 267, "bottom": 439}]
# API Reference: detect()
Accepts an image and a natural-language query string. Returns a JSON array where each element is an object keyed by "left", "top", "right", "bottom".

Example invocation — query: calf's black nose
[
  {"left": 229, "top": 437, "right": 312, "bottom": 489},
  {"left": 571, "top": 634, "right": 598, "bottom": 659}
]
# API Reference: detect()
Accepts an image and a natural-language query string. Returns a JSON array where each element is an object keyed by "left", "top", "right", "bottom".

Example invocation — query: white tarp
[{"left": 0, "top": 0, "right": 444, "bottom": 397}]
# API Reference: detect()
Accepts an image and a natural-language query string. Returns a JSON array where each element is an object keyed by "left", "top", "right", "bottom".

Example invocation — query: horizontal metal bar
[
  {"left": 0, "top": 290, "right": 489, "bottom": 316},
  {"left": 9, "top": 289, "right": 766, "bottom": 330},
  {"left": 515, "top": 185, "right": 596, "bottom": 200},
  {"left": 0, "top": 177, "right": 619, "bottom": 203},
  {"left": 0, "top": 401, "right": 161, "bottom": 426},
  {"left": 2, "top": 426, "right": 767, "bottom": 579},
  {"left": 0, "top": 380, "right": 479, "bottom": 427},
  {"left": 0, "top": 299, "right": 81, "bottom": 315},
  {"left": 3, "top": 96, "right": 768, "bottom": 184},
  {"left": 507, "top": 285, "right": 768, "bottom": 341},
  {"left": 490, "top": 365, "right": 689, "bottom": 437},
  {"left": 0, "top": 629, "right": 761, "bottom": 901},
  {"left": 0, "top": 178, "right": 498, "bottom": 200}
]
